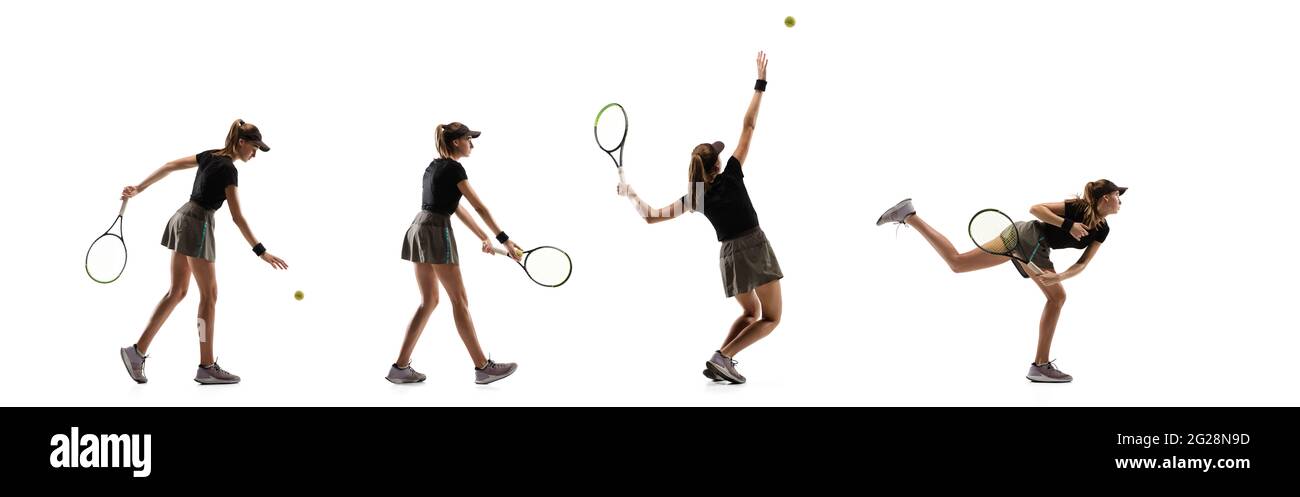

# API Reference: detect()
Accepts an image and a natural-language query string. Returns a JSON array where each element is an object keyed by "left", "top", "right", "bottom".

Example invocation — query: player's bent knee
[
  {"left": 1046, "top": 291, "right": 1067, "bottom": 306},
  {"left": 762, "top": 313, "right": 781, "bottom": 327},
  {"left": 166, "top": 288, "right": 188, "bottom": 303}
]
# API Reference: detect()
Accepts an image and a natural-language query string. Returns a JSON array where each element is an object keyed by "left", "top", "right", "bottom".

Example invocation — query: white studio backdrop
[{"left": 1, "top": 0, "right": 1297, "bottom": 405}]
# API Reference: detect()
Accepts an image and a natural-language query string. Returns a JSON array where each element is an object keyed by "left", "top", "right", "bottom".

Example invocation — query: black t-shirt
[
  {"left": 189, "top": 150, "right": 238, "bottom": 210},
  {"left": 1040, "top": 199, "right": 1111, "bottom": 250},
  {"left": 421, "top": 158, "right": 468, "bottom": 215},
  {"left": 694, "top": 157, "right": 760, "bottom": 241}
]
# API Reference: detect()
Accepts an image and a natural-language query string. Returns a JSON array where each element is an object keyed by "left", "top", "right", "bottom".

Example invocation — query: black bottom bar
[{"left": 9, "top": 407, "right": 1292, "bottom": 486}]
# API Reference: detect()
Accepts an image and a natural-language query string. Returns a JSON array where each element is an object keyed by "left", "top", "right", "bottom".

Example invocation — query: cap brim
[
  {"left": 468, "top": 130, "right": 482, "bottom": 138},
  {"left": 253, "top": 141, "right": 270, "bottom": 152},
  {"left": 1116, "top": 186, "right": 1128, "bottom": 195},
  {"left": 710, "top": 141, "right": 725, "bottom": 155}
]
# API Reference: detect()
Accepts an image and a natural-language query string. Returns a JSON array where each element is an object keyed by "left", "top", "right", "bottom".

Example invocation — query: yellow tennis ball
[
  {"left": 294, "top": 290, "right": 304, "bottom": 301},
  {"left": 784, "top": 16, "right": 796, "bottom": 28}
]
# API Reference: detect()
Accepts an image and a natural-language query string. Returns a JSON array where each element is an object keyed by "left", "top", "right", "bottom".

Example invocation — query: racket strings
[
  {"left": 86, "top": 235, "right": 128, "bottom": 283},
  {"left": 997, "top": 224, "right": 1020, "bottom": 256},
  {"left": 522, "top": 248, "right": 572, "bottom": 287},
  {"left": 594, "top": 104, "right": 628, "bottom": 153},
  {"left": 970, "top": 211, "right": 1020, "bottom": 256}
]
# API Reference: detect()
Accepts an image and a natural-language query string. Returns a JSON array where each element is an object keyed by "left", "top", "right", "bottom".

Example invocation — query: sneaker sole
[
  {"left": 705, "top": 361, "right": 745, "bottom": 384},
  {"left": 119, "top": 348, "right": 146, "bottom": 384},
  {"left": 475, "top": 366, "right": 518, "bottom": 385},
  {"left": 385, "top": 376, "right": 426, "bottom": 384},
  {"left": 194, "top": 378, "right": 240, "bottom": 385},
  {"left": 1026, "top": 375, "right": 1072, "bottom": 383},
  {"left": 703, "top": 369, "right": 724, "bottom": 382}
]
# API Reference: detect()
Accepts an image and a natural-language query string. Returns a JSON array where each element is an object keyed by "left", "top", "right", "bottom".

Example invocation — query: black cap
[
  {"left": 710, "top": 141, "right": 725, "bottom": 155},
  {"left": 1090, "top": 179, "right": 1127, "bottom": 198},
  {"left": 238, "top": 124, "right": 270, "bottom": 152},
  {"left": 442, "top": 122, "right": 482, "bottom": 141}
]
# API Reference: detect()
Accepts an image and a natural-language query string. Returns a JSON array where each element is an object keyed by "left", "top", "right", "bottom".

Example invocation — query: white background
[{"left": 1, "top": 1, "right": 1296, "bottom": 406}]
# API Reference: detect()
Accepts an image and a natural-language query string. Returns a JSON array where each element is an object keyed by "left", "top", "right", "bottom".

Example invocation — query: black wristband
[
  {"left": 253, "top": 243, "right": 266, "bottom": 256},
  {"left": 754, "top": 79, "right": 767, "bottom": 92},
  {"left": 1059, "top": 219, "right": 1074, "bottom": 233},
  {"left": 495, "top": 232, "right": 509, "bottom": 244}
]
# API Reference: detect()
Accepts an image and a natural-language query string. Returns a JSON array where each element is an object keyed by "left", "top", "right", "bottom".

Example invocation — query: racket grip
[
  {"left": 618, "top": 168, "right": 625, "bottom": 183},
  {"left": 1028, "top": 262, "right": 1045, "bottom": 275},
  {"left": 492, "top": 247, "right": 523, "bottom": 257},
  {"left": 118, "top": 198, "right": 129, "bottom": 216}
]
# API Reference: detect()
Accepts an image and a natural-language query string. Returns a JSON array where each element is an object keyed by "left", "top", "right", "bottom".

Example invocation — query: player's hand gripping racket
[
  {"left": 86, "top": 199, "right": 129, "bottom": 283},
  {"left": 595, "top": 103, "right": 628, "bottom": 184},
  {"left": 968, "top": 208, "right": 1044, "bottom": 276},
  {"left": 491, "top": 245, "right": 572, "bottom": 288}
]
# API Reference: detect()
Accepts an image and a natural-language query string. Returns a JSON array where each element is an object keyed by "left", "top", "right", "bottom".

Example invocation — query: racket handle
[
  {"left": 618, "top": 167, "right": 625, "bottom": 183},
  {"left": 1027, "top": 261, "right": 1045, "bottom": 275},
  {"left": 492, "top": 247, "right": 524, "bottom": 257},
  {"left": 117, "top": 198, "right": 129, "bottom": 216}
]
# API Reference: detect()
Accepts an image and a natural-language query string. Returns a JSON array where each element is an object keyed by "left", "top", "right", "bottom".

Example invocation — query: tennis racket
[
  {"left": 491, "top": 245, "right": 572, "bottom": 287},
  {"left": 86, "top": 198, "right": 129, "bottom": 284},
  {"left": 595, "top": 102, "right": 628, "bottom": 183},
  {"left": 968, "top": 208, "right": 1044, "bottom": 275}
]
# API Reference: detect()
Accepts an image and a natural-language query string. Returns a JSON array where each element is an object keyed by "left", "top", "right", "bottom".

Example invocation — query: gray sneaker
[
  {"left": 875, "top": 198, "right": 916, "bottom": 225},
  {"left": 119, "top": 345, "right": 148, "bottom": 384},
  {"left": 1026, "top": 361, "right": 1073, "bottom": 383},
  {"left": 194, "top": 362, "right": 241, "bottom": 385},
  {"left": 475, "top": 359, "right": 517, "bottom": 385},
  {"left": 705, "top": 351, "right": 746, "bottom": 384},
  {"left": 386, "top": 363, "right": 427, "bottom": 384}
]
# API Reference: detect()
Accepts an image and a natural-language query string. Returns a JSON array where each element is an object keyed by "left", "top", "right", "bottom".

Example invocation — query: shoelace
[
  {"left": 130, "top": 348, "right": 148, "bottom": 369},
  {"left": 1039, "top": 359, "right": 1060, "bottom": 371},
  {"left": 894, "top": 222, "right": 910, "bottom": 239},
  {"left": 208, "top": 361, "right": 230, "bottom": 376}
]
